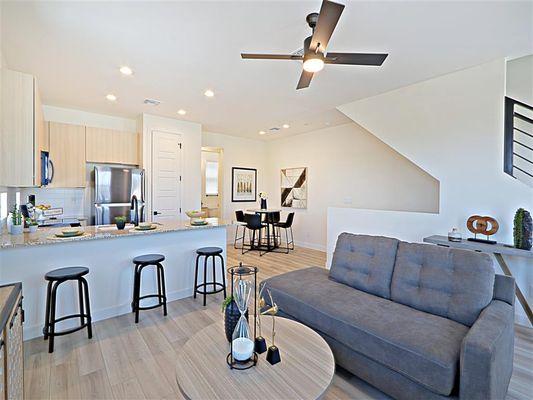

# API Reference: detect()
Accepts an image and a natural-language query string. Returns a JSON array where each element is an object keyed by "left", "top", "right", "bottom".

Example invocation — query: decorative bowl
[{"left": 61, "top": 227, "right": 81, "bottom": 235}]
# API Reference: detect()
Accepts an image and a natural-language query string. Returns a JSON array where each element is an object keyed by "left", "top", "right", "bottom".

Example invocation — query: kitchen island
[{"left": 0, "top": 218, "right": 231, "bottom": 339}]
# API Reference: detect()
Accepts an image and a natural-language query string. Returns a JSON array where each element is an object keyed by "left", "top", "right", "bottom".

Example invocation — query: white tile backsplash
[{"left": 20, "top": 188, "right": 87, "bottom": 217}]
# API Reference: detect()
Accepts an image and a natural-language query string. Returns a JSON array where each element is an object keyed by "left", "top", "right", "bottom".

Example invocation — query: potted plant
[
  {"left": 115, "top": 216, "right": 127, "bottom": 230},
  {"left": 259, "top": 191, "right": 268, "bottom": 210},
  {"left": 26, "top": 217, "right": 38, "bottom": 233},
  {"left": 10, "top": 205, "right": 23, "bottom": 235},
  {"left": 514, "top": 208, "right": 532, "bottom": 250},
  {"left": 222, "top": 295, "right": 248, "bottom": 342}
]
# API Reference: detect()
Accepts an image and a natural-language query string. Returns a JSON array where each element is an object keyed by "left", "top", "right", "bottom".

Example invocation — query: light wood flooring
[{"left": 24, "top": 245, "right": 533, "bottom": 400}]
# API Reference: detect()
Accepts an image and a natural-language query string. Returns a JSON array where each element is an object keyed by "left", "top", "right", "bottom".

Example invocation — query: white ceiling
[{"left": 2, "top": 1, "right": 532, "bottom": 140}]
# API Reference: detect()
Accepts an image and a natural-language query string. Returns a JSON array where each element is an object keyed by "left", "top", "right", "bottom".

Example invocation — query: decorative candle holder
[
  {"left": 262, "top": 289, "right": 281, "bottom": 365},
  {"left": 254, "top": 285, "right": 267, "bottom": 354},
  {"left": 226, "top": 263, "right": 258, "bottom": 370}
]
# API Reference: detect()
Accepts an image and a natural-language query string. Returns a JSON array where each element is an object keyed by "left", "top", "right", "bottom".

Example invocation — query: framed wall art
[
  {"left": 232, "top": 167, "right": 257, "bottom": 202},
  {"left": 281, "top": 167, "right": 307, "bottom": 208}
]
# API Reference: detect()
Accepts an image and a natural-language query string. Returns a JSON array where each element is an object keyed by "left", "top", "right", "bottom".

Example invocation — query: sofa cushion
[
  {"left": 391, "top": 242, "right": 494, "bottom": 326},
  {"left": 329, "top": 233, "right": 399, "bottom": 299},
  {"left": 262, "top": 267, "right": 469, "bottom": 396}
]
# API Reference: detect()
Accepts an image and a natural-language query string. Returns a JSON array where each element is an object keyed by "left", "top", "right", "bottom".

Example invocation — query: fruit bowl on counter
[{"left": 185, "top": 210, "right": 208, "bottom": 226}]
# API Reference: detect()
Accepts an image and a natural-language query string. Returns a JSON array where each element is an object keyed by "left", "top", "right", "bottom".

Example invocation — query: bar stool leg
[
  {"left": 211, "top": 255, "right": 217, "bottom": 292},
  {"left": 135, "top": 266, "right": 142, "bottom": 324},
  {"left": 44, "top": 280, "right": 52, "bottom": 340},
  {"left": 219, "top": 254, "right": 227, "bottom": 298},
  {"left": 49, "top": 281, "right": 59, "bottom": 353},
  {"left": 78, "top": 279, "right": 85, "bottom": 326},
  {"left": 157, "top": 265, "right": 163, "bottom": 305},
  {"left": 158, "top": 263, "right": 168, "bottom": 316},
  {"left": 81, "top": 277, "right": 92, "bottom": 339},
  {"left": 193, "top": 255, "right": 200, "bottom": 299},
  {"left": 132, "top": 264, "right": 139, "bottom": 312},
  {"left": 203, "top": 256, "right": 208, "bottom": 306}
]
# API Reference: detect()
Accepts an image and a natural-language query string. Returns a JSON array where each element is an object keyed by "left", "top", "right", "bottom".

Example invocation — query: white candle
[{"left": 232, "top": 337, "right": 254, "bottom": 361}]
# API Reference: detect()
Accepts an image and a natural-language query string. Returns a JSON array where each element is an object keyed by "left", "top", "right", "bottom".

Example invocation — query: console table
[{"left": 423, "top": 235, "right": 533, "bottom": 326}]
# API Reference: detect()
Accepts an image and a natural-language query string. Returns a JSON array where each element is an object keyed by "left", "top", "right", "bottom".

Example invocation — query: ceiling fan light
[{"left": 303, "top": 56, "right": 324, "bottom": 73}]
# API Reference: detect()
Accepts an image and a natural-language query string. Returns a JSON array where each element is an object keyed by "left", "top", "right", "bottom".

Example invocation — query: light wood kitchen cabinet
[
  {"left": 0, "top": 69, "right": 46, "bottom": 187},
  {"left": 86, "top": 127, "right": 139, "bottom": 165},
  {"left": 0, "top": 283, "right": 23, "bottom": 400},
  {"left": 48, "top": 122, "right": 86, "bottom": 188}
]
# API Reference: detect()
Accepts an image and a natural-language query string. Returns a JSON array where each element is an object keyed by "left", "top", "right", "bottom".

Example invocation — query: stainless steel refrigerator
[{"left": 92, "top": 166, "right": 145, "bottom": 225}]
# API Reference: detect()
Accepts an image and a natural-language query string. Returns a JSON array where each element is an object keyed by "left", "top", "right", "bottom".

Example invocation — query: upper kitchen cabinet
[
  {"left": 86, "top": 127, "right": 139, "bottom": 165},
  {"left": 0, "top": 68, "right": 46, "bottom": 187},
  {"left": 48, "top": 122, "right": 86, "bottom": 188}
]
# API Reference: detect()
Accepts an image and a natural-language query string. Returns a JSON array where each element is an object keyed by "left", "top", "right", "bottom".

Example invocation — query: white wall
[
  {"left": 264, "top": 122, "right": 440, "bottom": 251},
  {"left": 202, "top": 131, "right": 268, "bottom": 240},
  {"left": 506, "top": 54, "right": 533, "bottom": 105},
  {"left": 335, "top": 59, "right": 533, "bottom": 325},
  {"left": 142, "top": 114, "right": 202, "bottom": 219}
]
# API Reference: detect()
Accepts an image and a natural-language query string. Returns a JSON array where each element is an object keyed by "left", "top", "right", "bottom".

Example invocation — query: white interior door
[{"left": 151, "top": 131, "right": 182, "bottom": 223}]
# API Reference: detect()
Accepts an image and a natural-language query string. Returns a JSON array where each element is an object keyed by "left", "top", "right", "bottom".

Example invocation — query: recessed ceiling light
[
  {"left": 259, "top": 131, "right": 266, "bottom": 135},
  {"left": 282, "top": 124, "right": 290, "bottom": 129},
  {"left": 177, "top": 109, "right": 187, "bottom": 115},
  {"left": 204, "top": 89, "right": 215, "bottom": 98},
  {"left": 106, "top": 94, "right": 117, "bottom": 101},
  {"left": 119, "top": 66, "right": 133, "bottom": 76}
]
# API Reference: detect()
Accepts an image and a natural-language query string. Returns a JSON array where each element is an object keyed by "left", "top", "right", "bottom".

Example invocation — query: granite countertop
[{"left": 0, "top": 218, "right": 232, "bottom": 249}]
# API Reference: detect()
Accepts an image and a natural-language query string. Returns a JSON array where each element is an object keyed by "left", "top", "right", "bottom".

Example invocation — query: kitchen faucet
[{"left": 130, "top": 195, "right": 139, "bottom": 226}]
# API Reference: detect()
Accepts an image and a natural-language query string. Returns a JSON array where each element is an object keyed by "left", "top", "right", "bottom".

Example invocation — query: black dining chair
[
  {"left": 274, "top": 212, "right": 295, "bottom": 253},
  {"left": 242, "top": 213, "right": 265, "bottom": 255},
  {"left": 234, "top": 210, "right": 246, "bottom": 249}
]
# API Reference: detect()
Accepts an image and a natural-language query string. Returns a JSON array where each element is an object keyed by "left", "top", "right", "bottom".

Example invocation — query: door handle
[
  {"left": 153, "top": 211, "right": 161, "bottom": 216},
  {"left": 48, "top": 159, "right": 55, "bottom": 183}
]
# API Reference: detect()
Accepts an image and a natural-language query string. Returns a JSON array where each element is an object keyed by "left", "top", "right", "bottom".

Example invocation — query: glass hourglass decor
[{"left": 226, "top": 263, "right": 258, "bottom": 370}]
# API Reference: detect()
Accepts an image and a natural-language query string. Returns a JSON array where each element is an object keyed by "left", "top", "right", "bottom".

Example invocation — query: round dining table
[{"left": 246, "top": 208, "right": 282, "bottom": 253}]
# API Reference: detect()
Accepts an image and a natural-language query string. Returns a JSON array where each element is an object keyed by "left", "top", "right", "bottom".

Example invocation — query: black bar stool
[
  {"left": 132, "top": 254, "right": 167, "bottom": 323},
  {"left": 43, "top": 266, "right": 92, "bottom": 353},
  {"left": 194, "top": 247, "right": 226, "bottom": 306}
]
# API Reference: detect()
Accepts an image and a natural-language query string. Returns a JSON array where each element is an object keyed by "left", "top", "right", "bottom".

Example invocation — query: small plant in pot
[
  {"left": 222, "top": 295, "right": 248, "bottom": 342},
  {"left": 115, "top": 216, "right": 127, "bottom": 230},
  {"left": 10, "top": 205, "right": 23, "bottom": 235},
  {"left": 514, "top": 208, "right": 532, "bottom": 251},
  {"left": 26, "top": 217, "right": 38, "bottom": 233}
]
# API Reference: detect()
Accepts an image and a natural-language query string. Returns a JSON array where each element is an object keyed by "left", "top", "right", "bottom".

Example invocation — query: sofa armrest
[{"left": 460, "top": 300, "right": 514, "bottom": 400}]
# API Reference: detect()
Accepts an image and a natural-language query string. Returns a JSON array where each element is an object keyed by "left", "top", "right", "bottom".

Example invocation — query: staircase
[{"left": 504, "top": 97, "right": 533, "bottom": 187}]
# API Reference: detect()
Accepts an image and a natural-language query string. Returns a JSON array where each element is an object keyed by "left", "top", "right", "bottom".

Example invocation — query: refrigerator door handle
[{"left": 141, "top": 169, "right": 145, "bottom": 203}]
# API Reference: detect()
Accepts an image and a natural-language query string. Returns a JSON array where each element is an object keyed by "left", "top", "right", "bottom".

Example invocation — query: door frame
[
  {"left": 150, "top": 129, "right": 183, "bottom": 222},
  {"left": 201, "top": 146, "right": 224, "bottom": 219}
]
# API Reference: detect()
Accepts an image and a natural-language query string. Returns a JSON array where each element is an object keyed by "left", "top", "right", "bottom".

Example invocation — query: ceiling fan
[{"left": 241, "top": 0, "right": 388, "bottom": 89}]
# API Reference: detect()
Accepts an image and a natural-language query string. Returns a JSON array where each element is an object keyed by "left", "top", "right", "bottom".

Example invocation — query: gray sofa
[{"left": 261, "top": 233, "right": 515, "bottom": 400}]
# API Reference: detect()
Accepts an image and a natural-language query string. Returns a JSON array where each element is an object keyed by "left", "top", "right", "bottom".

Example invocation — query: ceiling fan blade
[
  {"left": 310, "top": 0, "right": 345, "bottom": 53},
  {"left": 241, "top": 53, "right": 302, "bottom": 60},
  {"left": 296, "top": 70, "right": 314, "bottom": 89},
  {"left": 325, "top": 52, "right": 388, "bottom": 66}
]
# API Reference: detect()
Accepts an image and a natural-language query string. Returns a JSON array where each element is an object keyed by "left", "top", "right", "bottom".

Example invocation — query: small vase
[
  {"left": 10, "top": 225, "right": 23, "bottom": 235},
  {"left": 28, "top": 225, "right": 38, "bottom": 233},
  {"left": 260, "top": 198, "right": 267, "bottom": 210},
  {"left": 116, "top": 220, "right": 126, "bottom": 230},
  {"left": 224, "top": 300, "right": 248, "bottom": 342}
]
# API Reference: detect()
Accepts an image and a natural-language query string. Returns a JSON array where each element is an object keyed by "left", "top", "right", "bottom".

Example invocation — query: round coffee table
[{"left": 176, "top": 317, "right": 335, "bottom": 400}]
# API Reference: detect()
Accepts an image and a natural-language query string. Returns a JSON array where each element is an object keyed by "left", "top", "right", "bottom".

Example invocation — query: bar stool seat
[
  {"left": 194, "top": 247, "right": 226, "bottom": 306},
  {"left": 43, "top": 266, "right": 92, "bottom": 353},
  {"left": 133, "top": 254, "right": 165, "bottom": 265},
  {"left": 45, "top": 266, "right": 89, "bottom": 281},
  {"left": 196, "top": 247, "right": 223, "bottom": 256}
]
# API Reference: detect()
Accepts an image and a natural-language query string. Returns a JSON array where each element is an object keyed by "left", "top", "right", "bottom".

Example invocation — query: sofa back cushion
[
  {"left": 330, "top": 233, "right": 399, "bottom": 299},
  {"left": 391, "top": 242, "right": 494, "bottom": 326}
]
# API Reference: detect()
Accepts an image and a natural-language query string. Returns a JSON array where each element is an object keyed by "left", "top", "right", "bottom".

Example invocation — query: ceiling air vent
[
  {"left": 269, "top": 127, "right": 280, "bottom": 132},
  {"left": 144, "top": 98, "right": 161, "bottom": 106}
]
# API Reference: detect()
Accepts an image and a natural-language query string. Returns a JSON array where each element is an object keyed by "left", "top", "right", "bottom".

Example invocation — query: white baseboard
[
  {"left": 24, "top": 287, "right": 193, "bottom": 341},
  {"left": 294, "top": 240, "right": 326, "bottom": 252}
]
